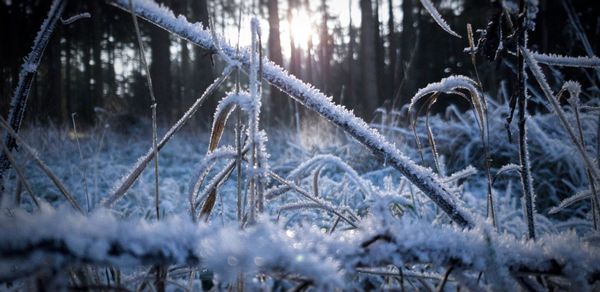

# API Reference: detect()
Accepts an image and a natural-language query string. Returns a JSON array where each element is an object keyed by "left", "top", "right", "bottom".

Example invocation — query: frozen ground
[
  {"left": 1, "top": 101, "right": 599, "bottom": 289},
  {"left": 2, "top": 120, "right": 382, "bottom": 219},
  {"left": 4, "top": 104, "right": 594, "bottom": 224}
]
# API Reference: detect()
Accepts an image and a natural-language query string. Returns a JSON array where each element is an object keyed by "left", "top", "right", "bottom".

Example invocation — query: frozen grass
[
  {"left": 2, "top": 205, "right": 600, "bottom": 290},
  {"left": 1, "top": 0, "right": 600, "bottom": 290},
  {"left": 373, "top": 97, "right": 598, "bottom": 216},
  {"left": 1, "top": 118, "right": 598, "bottom": 289}
]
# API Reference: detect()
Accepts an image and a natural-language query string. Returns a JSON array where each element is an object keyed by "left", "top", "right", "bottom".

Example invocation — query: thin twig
[
  {"left": 569, "top": 95, "right": 600, "bottom": 229},
  {"left": 268, "top": 170, "right": 358, "bottom": 228},
  {"left": 128, "top": 0, "right": 160, "bottom": 220},
  {"left": 516, "top": 4, "right": 536, "bottom": 239},
  {"left": 0, "top": 116, "right": 82, "bottom": 213},
  {"left": 467, "top": 23, "right": 496, "bottom": 228},
  {"left": 71, "top": 113, "right": 90, "bottom": 213},
  {"left": 0, "top": 140, "right": 40, "bottom": 209},
  {"left": 102, "top": 67, "right": 233, "bottom": 207},
  {"left": 435, "top": 264, "right": 454, "bottom": 292},
  {"left": 0, "top": 0, "right": 68, "bottom": 191}
]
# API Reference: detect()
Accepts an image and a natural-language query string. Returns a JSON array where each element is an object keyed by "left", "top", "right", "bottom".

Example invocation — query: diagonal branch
[
  {"left": 0, "top": 117, "right": 82, "bottom": 213},
  {"left": 106, "top": 0, "right": 473, "bottom": 228},
  {"left": 102, "top": 67, "right": 234, "bottom": 207},
  {"left": 0, "top": 0, "right": 68, "bottom": 193},
  {"left": 1, "top": 211, "right": 598, "bottom": 285}
]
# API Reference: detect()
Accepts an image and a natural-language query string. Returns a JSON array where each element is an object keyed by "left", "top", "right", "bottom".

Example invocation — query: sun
[{"left": 289, "top": 9, "right": 314, "bottom": 50}]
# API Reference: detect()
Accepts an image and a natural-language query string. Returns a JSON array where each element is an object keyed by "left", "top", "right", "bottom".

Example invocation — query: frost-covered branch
[
  {"left": 532, "top": 52, "right": 600, "bottom": 68},
  {"left": 0, "top": 0, "right": 68, "bottom": 190},
  {"left": 1, "top": 210, "right": 599, "bottom": 287},
  {"left": 128, "top": 0, "right": 162, "bottom": 220},
  {"left": 106, "top": 0, "right": 473, "bottom": 228},
  {"left": 248, "top": 19, "right": 265, "bottom": 222},
  {"left": 0, "top": 209, "right": 340, "bottom": 287},
  {"left": 418, "top": 0, "right": 461, "bottom": 38},
  {"left": 549, "top": 190, "right": 591, "bottom": 215},
  {"left": 522, "top": 47, "right": 600, "bottom": 183},
  {"left": 60, "top": 12, "right": 91, "bottom": 25}
]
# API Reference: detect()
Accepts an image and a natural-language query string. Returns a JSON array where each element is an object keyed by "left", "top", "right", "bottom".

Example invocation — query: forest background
[{"left": 2, "top": 0, "right": 598, "bottom": 128}]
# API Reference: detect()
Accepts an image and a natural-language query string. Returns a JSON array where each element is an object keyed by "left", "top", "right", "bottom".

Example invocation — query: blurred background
[{"left": 1, "top": 0, "right": 598, "bottom": 129}]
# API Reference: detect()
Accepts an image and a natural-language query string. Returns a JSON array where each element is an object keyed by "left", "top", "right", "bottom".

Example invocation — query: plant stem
[
  {"left": 0, "top": 0, "right": 68, "bottom": 194},
  {"left": 0, "top": 116, "right": 82, "bottom": 213},
  {"left": 516, "top": 2, "right": 536, "bottom": 240},
  {"left": 128, "top": 0, "right": 160, "bottom": 220},
  {"left": 103, "top": 68, "right": 233, "bottom": 207}
]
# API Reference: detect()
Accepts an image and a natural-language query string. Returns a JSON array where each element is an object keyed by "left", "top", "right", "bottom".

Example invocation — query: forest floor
[
  {"left": 3, "top": 102, "right": 594, "bottom": 233},
  {"left": 2, "top": 105, "right": 599, "bottom": 289}
]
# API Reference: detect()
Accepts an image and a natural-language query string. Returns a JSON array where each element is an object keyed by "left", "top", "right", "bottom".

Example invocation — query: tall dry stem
[
  {"left": 0, "top": 116, "right": 82, "bottom": 213},
  {"left": 128, "top": 0, "right": 161, "bottom": 220},
  {"left": 0, "top": 0, "right": 67, "bottom": 192}
]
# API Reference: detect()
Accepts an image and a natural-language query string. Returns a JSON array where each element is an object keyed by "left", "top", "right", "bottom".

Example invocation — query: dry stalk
[
  {"left": 103, "top": 67, "right": 233, "bottom": 207},
  {"left": 0, "top": 116, "right": 82, "bottom": 213},
  {"left": 0, "top": 139, "right": 40, "bottom": 209},
  {"left": 128, "top": 0, "right": 161, "bottom": 221}
]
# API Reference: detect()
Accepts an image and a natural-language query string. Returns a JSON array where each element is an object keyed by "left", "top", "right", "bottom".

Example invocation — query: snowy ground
[
  {"left": 3, "top": 103, "right": 593, "bottom": 227},
  {"left": 2, "top": 120, "right": 382, "bottom": 219},
  {"left": 1, "top": 101, "right": 599, "bottom": 289}
]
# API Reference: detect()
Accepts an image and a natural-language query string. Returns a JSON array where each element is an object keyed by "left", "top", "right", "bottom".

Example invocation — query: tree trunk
[
  {"left": 105, "top": 20, "right": 117, "bottom": 111},
  {"left": 288, "top": 0, "right": 301, "bottom": 77},
  {"left": 374, "top": 0, "right": 385, "bottom": 101},
  {"left": 347, "top": 0, "right": 356, "bottom": 107},
  {"left": 307, "top": 36, "right": 314, "bottom": 85},
  {"left": 92, "top": 1, "right": 104, "bottom": 124},
  {"left": 170, "top": 0, "right": 188, "bottom": 118},
  {"left": 63, "top": 27, "right": 71, "bottom": 124},
  {"left": 395, "top": 0, "right": 418, "bottom": 105},
  {"left": 268, "top": 0, "right": 284, "bottom": 123},
  {"left": 179, "top": 40, "right": 190, "bottom": 115},
  {"left": 387, "top": 0, "right": 397, "bottom": 101},
  {"left": 83, "top": 19, "right": 93, "bottom": 124},
  {"left": 268, "top": 0, "right": 283, "bottom": 67},
  {"left": 360, "top": 0, "right": 379, "bottom": 115},
  {"left": 48, "top": 35, "right": 63, "bottom": 124},
  {"left": 191, "top": 0, "right": 214, "bottom": 123},
  {"left": 150, "top": 0, "right": 172, "bottom": 122},
  {"left": 287, "top": 0, "right": 301, "bottom": 127},
  {"left": 320, "top": 0, "right": 332, "bottom": 94}
]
